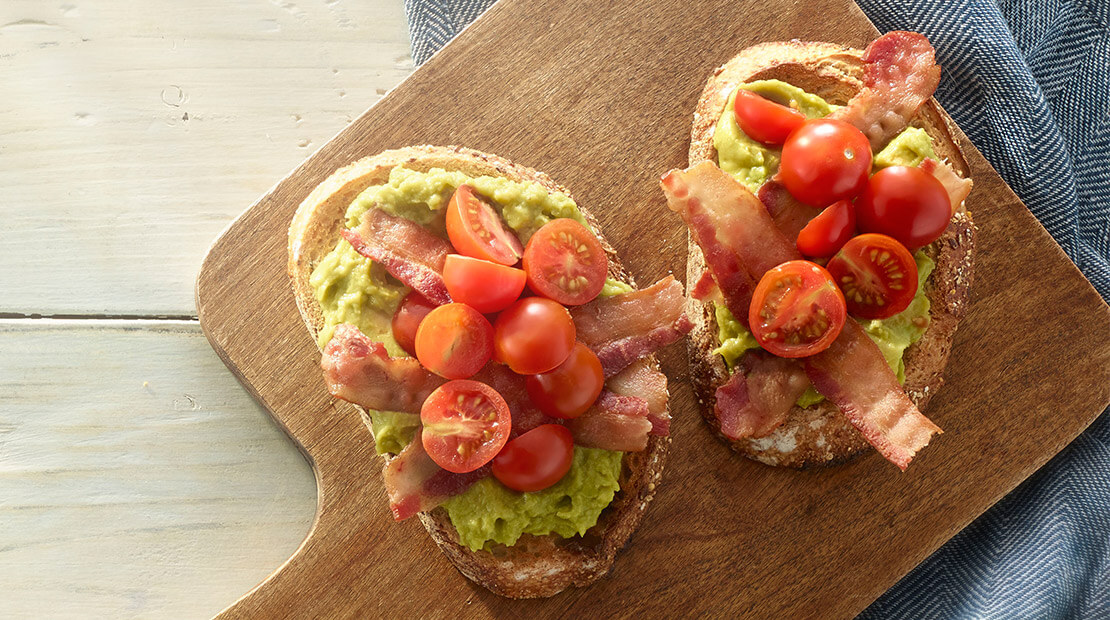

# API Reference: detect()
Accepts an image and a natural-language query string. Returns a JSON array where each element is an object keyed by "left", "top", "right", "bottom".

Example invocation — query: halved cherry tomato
[
  {"left": 493, "top": 297, "right": 575, "bottom": 374},
  {"left": 522, "top": 218, "right": 607, "bottom": 306},
  {"left": 492, "top": 424, "right": 574, "bottom": 492},
  {"left": 827, "top": 233, "right": 919, "bottom": 319},
  {"left": 796, "top": 199, "right": 856, "bottom": 258},
  {"left": 414, "top": 303, "right": 493, "bottom": 379},
  {"left": 421, "top": 380, "right": 511, "bottom": 473},
  {"left": 748, "top": 260, "right": 847, "bottom": 358},
  {"left": 391, "top": 292, "right": 436, "bottom": 356},
  {"left": 856, "top": 165, "right": 951, "bottom": 248},
  {"left": 733, "top": 89, "right": 806, "bottom": 146},
  {"left": 779, "top": 119, "right": 872, "bottom": 207},
  {"left": 446, "top": 184, "right": 524, "bottom": 266},
  {"left": 443, "top": 254, "right": 526, "bottom": 314},
  {"left": 525, "top": 343, "right": 603, "bottom": 419}
]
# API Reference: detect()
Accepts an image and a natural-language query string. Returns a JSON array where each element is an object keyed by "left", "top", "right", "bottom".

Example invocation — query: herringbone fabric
[{"left": 404, "top": 1, "right": 1110, "bottom": 616}]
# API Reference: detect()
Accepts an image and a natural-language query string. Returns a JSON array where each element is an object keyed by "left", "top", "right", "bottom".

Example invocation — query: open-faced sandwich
[
  {"left": 662, "top": 31, "right": 975, "bottom": 470},
  {"left": 288, "top": 146, "right": 690, "bottom": 597}
]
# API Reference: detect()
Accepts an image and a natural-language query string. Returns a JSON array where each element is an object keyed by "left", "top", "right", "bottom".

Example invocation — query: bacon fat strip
[
  {"left": 606, "top": 359, "right": 671, "bottom": 436},
  {"left": 568, "top": 392, "right": 654, "bottom": 452},
  {"left": 341, "top": 208, "right": 452, "bottom": 305},
  {"left": 920, "top": 158, "right": 973, "bottom": 216},
  {"left": 383, "top": 431, "right": 491, "bottom": 520},
  {"left": 322, "top": 324, "right": 445, "bottom": 413},
  {"left": 714, "top": 352, "right": 811, "bottom": 439}
]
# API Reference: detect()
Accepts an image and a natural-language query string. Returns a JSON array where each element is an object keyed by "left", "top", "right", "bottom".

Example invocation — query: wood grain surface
[{"left": 196, "top": 0, "right": 1110, "bottom": 617}]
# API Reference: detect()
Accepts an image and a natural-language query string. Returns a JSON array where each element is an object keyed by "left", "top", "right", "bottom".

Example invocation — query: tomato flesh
[
  {"left": 733, "top": 89, "right": 806, "bottom": 146},
  {"left": 493, "top": 297, "right": 575, "bottom": 374},
  {"left": 443, "top": 254, "right": 526, "bottom": 314},
  {"left": 827, "top": 233, "right": 919, "bottom": 319},
  {"left": 780, "top": 119, "right": 872, "bottom": 207},
  {"left": 748, "top": 260, "right": 847, "bottom": 358},
  {"left": 525, "top": 343, "right": 604, "bottom": 419},
  {"left": 492, "top": 424, "right": 574, "bottom": 492},
  {"left": 446, "top": 185, "right": 524, "bottom": 266},
  {"left": 796, "top": 199, "right": 856, "bottom": 258},
  {"left": 391, "top": 292, "right": 436, "bottom": 356},
  {"left": 421, "top": 380, "right": 511, "bottom": 473},
  {"left": 856, "top": 165, "right": 951, "bottom": 249},
  {"left": 414, "top": 303, "right": 494, "bottom": 379},
  {"left": 522, "top": 218, "right": 607, "bottom": 306}
]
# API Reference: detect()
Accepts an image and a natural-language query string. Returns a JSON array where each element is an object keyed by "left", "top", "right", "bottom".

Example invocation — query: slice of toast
[
  {"left": 288, "top": 145, "right": 669, "bottom": 597},
  {"left": 686, "top": 42, "right": 976, "bottom": 468}
]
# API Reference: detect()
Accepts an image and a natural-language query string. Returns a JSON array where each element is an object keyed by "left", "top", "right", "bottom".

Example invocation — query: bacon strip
[
  {"left": 322, "top": 324, "right": 445, "bottom": 413},
  {"left": 382, "top": 432, "right": 491, "bottom": 520},
  {"left": 690, "top": 270, "right": 720, "bottom": 302},
  {"left": 568, "top": 392, "right": 653, "bottom": 451},
  {"left": 831, "top": 31, "right": 942, "bottom": 151},
  {"left": 920, "top": 158, "right": 973, "bottom": 216},
  {"left": 757, "top": 181, "right": 820, "bottom": 243},
  {"left": 607, "top": 359, "right": 670, "bottom": 436},
  {"left": 715, "top": 352, "right": 811, "bottom": 439},
  {"left": 803, "top": 321, "right": 942, "bottom": 470},
  {"left": 571, "top": 276, "right": 693, "bottom": 377},
  {"left": 341, "top": 208, "right": 452, "bottom": 305}
]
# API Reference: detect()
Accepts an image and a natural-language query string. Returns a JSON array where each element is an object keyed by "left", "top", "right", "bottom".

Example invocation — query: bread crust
[
  {"left": 288, "top": 145, "right": 668, "bottom": 597},
  {"left": 686, "top": 42, "right": 976, "bottom": 468}
]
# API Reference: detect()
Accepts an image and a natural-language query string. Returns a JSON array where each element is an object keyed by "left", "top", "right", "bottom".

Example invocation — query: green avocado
[{"left": 874, "top": 127, "right": 937, "bottom": 169}]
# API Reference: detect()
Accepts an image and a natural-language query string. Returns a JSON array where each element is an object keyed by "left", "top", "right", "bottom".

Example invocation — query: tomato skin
[
  {"left": 856, "top": 166, "right": 951, "bottom": 248},
  {"left": 446, "top": 185, "right": 524, "bottom": 266},
  {"left": 796, "top": 199, "right": 857, "bottom": 258},
  {"left": 733, "top": 89, "right": 806, "bottom": 146},
  {"left": 522, "top": 218, "right": 607, "bottom": 306},
  {"left": 827, "top": 233, "right": 919, "bottom": 319},
  {"left": 748, "top": 260, "right": 847, "bottom": 358},
  {"left": 492, "top": 424, "right": 574, "bottom": 492},
  {"left": 525, "top": 343, "right": 604, "bottom": 419},
  {"left": 493, "top": 297, "right": 576, "bottom": 374},
  {"left": 391, "top": 292, "right": 437, "bottom": 356},
  {"left": 421, "top": 380, "right": 511, "bottom": 473},
  {"left": 443, "top": 255, "right": 527, "bottom": 314},
  {"left": 414, "top": 303, "right": 494, "bottom": 379},
  {"left": 780, "top": 119, "right": 872, "bottom": 207}
]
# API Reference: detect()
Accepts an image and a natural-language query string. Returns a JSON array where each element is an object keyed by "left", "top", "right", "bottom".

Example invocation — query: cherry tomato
[
  {"left": 414, "top": 303, "right": 493, "bottom": 379},
  {"left": 391, "top": 292, "right": 436, "bottom": 356},
  {"left": 442, "top": 254, "right": 527, "bottom": 314},
  {"left": 856, "top": 165, "right": 951, "bottom": 248},
  {"left": 421, "top": 380, "right": 511, "bottom": 473},
  {"left": 446, "top": 184, "right": 524, "bottom": 266},
  {"left": 525, "top": 343, "right": 604, "bottom": 419},
  {"left": 796, "top": 199, "right": 857, "bottom": 258},
  {"left": 779, "top": 119, "right": 872, "bottom": 207},
  {"left": 827, "top": 233, "right": 919, "bottom": 319},
  {"left": 733, "top": 89, "right": 806, "bottom": 146},
  {"left": 522, "top": 218, "right": 607, "bottom": 306},
  {"left": 493, "top": 297, "right": 575, "bottom": 374},
  {"left": 492, "top": 424, "right": 574, "bottom": 492},
  {"left": 748, "top": 260, "right": 847, "bottom": 358}
]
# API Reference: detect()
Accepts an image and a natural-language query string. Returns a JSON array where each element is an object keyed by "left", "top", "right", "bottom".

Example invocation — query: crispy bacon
[
  {"left": 715, "top": 351, "right": 811, "bottom": 439},
  {"left": 690, "top": 270, "right": 720, "bottom": 302},
  {"left": 569, "top": 392, "right": 653, "bottom": 451},
  {"left": 920, "top": 158, "right": 973, "bottom": 215},
  {"left": 341, "top": 208, "right": 452, "bottom": 305},
  {"left": 803, "top": 321, "right": 942, "bottom": 470},
  {"left": 607, "top": 359, "right": 670, "bottom": 436},
  {"left": 321, "top": 324, "right": 445, "bottom": 413},
  {"left": 831, "top": 31, "right": 942, "bottom": 151},
  {"left": 382, "top": 432, "right": 491, "bottom": 520},
  {"left": 571, "top": 276, "right": 693, "bottom": 377},
  {"left": 757, "top": 180, "right": 820, "bottom": 243}
]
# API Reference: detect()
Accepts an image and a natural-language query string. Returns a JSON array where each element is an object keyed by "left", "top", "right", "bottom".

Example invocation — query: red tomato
[
  {"left": 733, "top": 89, "right": 806, "bottom": 146},
  {"left": 421, "top": 380, "right": 511, "bottom": 473},
  {"left": 748, "top": 260, "right": 847, "bottom": 358},
  {"left": 446, "top": 185, "right": 524, "bottom": 266},
  {"left": 492, "top": 424, "right": 574, "bottom": 492},
  {"left": 856, "top": 165, "right": 951, "bottom": 248},
  {"left": 827, "top": 233, "right": 919, "bottom": 319},
  {"left": 443, "top": 254, "right": 526, "bottom": 314},
  {"left": 522, "top": 218, "right": 607, "bottom": 306},
  {"left": 414, "top": 303, "right": 493, "bottom": 379},
  {"left": 493, "top": 297, "right": 575, "bottom": 374},
  {"left": 525, "top": 343, "right": 604, "bottom": 419},
  {"left": 779, "top": 119, "right": 872, "bottom": 207},
  {"left": 796, "top": 199, "right": 857, "bottom": 258},
  {"left": 391, "top": 292, "right": 436, "bottom": 356}
]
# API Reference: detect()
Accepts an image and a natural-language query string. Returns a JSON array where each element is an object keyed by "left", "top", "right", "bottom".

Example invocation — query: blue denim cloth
[{"left": 405, "top": 1, "right": 1110, "bottom": 615}]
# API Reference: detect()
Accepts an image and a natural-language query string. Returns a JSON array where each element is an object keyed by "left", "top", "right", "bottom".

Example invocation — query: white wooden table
[{"left": 0, "top": 2, "right": 413, "bottom": 617}]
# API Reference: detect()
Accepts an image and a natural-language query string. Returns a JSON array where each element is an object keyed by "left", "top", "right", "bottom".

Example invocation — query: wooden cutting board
[{"left": 195, "top": 0, "right": 1110, "bottom": 617}]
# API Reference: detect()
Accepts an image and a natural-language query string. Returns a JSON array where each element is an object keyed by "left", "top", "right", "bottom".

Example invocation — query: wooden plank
[
  {"left": 0, "top": 320, "right": 316, "bottom": 619},
  {"left": 0, "top": 0, "right": 411, "bottom": 316}
]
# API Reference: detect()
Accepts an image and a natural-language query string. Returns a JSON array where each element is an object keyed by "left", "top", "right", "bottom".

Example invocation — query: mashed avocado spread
[
  {"left": 310, "top": 165, "right": 625, "bottom": 551},
  {"left": 712, "top": 80, "right": 939, "bottom": 407}
]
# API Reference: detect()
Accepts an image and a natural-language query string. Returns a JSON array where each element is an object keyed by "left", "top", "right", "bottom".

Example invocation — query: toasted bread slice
[
  {"left": 686, "top": 42, "right": 976, "bottom": 468},
  {"left": 288, "top": 145, "right": 669, "bottom": 597}
]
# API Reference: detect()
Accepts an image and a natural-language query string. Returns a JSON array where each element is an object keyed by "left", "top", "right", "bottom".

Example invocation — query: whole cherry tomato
[{"left": 779, "top": 119, "right": 872, "bottom": 207}]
